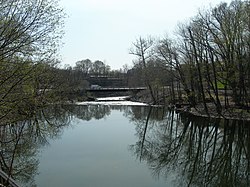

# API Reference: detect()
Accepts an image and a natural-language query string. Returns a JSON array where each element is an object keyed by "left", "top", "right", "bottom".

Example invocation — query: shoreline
[
  {"left": 173, "top": 103, "right": 250, "bottom": 121},
  {"left": 79, "top": 93, "right": 250, "bottom": 121}
]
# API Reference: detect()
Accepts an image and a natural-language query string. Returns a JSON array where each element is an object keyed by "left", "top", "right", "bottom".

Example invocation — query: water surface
[
  {"left": 36, "top": 106, "right": 171, "bottom": 187},
  {"left": 1, "top": 103, "right": 249, "bottom": 187}
]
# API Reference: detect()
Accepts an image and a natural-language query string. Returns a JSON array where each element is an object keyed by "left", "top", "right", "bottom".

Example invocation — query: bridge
[
  {"left": 85, "top": 87, "right": 147, "bottom": 97},
  {"left": 0, "top": 169, "right": 21, "bottom": 187},
  {"left": 86, "top": 87, "right": 147, "bottom": 92}
]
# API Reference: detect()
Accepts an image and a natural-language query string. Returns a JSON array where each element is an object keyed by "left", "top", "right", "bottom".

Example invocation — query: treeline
[
  {"left": 67, "top": 59, "right": 129, "bottom": 77},
  {"left": 74, "top": 59, "right": 111, "bottom": 76},
  {"left": 49, "top": 59, "right": 131, "bottom": 101},
  {"left": 129, "top": 0, "right": 250, "bottom": 115}
]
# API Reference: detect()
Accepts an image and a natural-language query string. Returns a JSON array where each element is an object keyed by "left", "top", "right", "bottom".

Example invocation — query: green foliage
[
  {"left": 0, "top": 0, "right": 65, "bottom": 124},
  {"left": 216, "top": 81, "right": 225, "bottom": 89}
]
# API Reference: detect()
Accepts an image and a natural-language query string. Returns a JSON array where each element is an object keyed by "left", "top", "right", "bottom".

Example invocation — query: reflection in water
[
  {"left": 0, "top": 105, "right": 72, "bottom": 187},
  {"left": 129, "top": 108, "right": 250, "bottom": 187},
  {"left": 1, "top": 104, "right": 250, "bottom": 186},
  {"left": 65, "top": 105, "right": 111, "bottom": 121},
  {"left": 0, "top": 104, "right": 143, "bottom": 186}
]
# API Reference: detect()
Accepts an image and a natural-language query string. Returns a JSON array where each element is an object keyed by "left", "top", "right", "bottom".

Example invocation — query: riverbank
[
  {"left": 174, "top": 103, "right": 250, "bottom": 121},
  {"left": 130, "top": 90, "right": 250, "bottom": 121},
  {"left": 76, "top": 89, "right": 250, "bottom": 121}
]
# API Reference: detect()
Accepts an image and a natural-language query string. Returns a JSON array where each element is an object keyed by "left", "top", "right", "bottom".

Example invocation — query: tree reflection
[
  {"left": 0, "top": 104, "right": 142, "bottom": 186},
  {"left": 2, "top": 104, "right": 249, "bottom": 186},
  {"left": 129, "top": 109, "right": 250, "bottom": 187},
  {"left": 65, "top": 105, "right": 111, "bottom": 121},
  {"left": 65, "top": 104, "right": 147, "bottom": 121},
  {"left": 0, "top": 105, "right": 72, "bottom": 187}
]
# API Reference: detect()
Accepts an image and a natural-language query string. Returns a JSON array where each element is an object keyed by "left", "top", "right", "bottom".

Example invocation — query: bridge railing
[
  {"left": 86, "top": 87, "right": 147, "bottom": 91},
  {"left": 0, "top": 170, "right": 20, "bottom": 187}
]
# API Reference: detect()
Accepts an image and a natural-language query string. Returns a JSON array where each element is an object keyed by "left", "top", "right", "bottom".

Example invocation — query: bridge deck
[{"left": 86, "top": 87, "right": 147, "bottom": 92}]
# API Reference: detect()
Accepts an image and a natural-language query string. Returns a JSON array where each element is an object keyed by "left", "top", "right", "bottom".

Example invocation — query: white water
[{"left": 76, "top": 96, "right": 148, "bottom": 106}]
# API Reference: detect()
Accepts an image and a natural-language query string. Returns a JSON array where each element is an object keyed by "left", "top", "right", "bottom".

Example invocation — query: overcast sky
[{"left": 59, "top": 0, "right": 233, "bottom": 70}]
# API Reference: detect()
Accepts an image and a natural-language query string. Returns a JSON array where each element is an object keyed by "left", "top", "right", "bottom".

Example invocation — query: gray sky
[{"left": 59, "top": 0, "right": 232, "bottom": 70}]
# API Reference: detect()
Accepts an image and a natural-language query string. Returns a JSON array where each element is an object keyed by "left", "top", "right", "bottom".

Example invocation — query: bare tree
[
  {"left": 75, "top": 59, "right": 93, "bottom": 76},
  {"left": 0, "top": 0, "right": 65, "bottom": 61},
  {"left": 0, "top": 0, "right": 65, "bottom": 123},
  {"left": 129, "top": 36, "right": 157, "bottom": 103}
]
